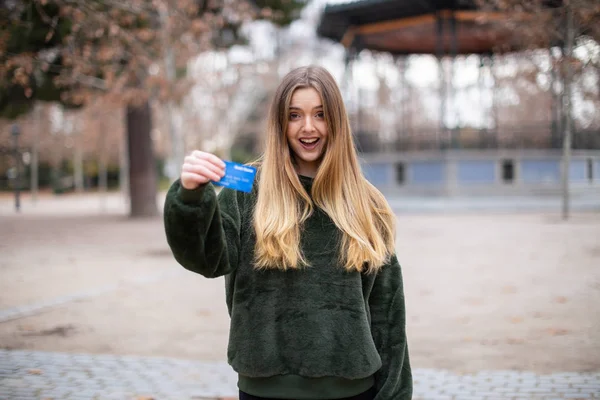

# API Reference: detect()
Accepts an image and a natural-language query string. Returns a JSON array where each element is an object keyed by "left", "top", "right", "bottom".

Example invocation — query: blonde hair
[{"left": 253, "top": 65, "right": 396, "bottom": 274}]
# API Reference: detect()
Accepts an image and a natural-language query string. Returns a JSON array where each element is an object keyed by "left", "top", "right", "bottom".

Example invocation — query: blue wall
[
  {"left": 362, "top": 163, "right": 393, "bottom": 186},
  {"left": 520, "top": 159, "right": 588, "bottom": 183},
  {"left": 361, "top": 157, "right": 600, "bottom": 188},
  {"left": 409, "top": 161, "right": 445, "bottom": 185},
  {"left": 457, "top": 160, "right": 496, "bottom": 185},
  {"left": 569, "top": 160, "right": 587, "bottom": 182},
  {"left": 520, "top": 160, "right": 561, "bottom": 183}
]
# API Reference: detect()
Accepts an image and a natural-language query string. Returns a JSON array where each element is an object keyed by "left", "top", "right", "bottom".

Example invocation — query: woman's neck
[{"left": 293, "top": 160, "right": 319, "bottom": 178}]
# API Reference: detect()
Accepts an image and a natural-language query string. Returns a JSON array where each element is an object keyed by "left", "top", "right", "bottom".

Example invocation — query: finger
[
  {"left": 181, "top": 172, "right": 208, "bottom": 188},
  {"left": 182, "top": 163, "right": 223, "bottom": 182},
  {"left": 184, "top": 157, "right": 225, "bottom": 178},
  {"left": 191, "top": 151, "right": 226, "bottom": 169}
]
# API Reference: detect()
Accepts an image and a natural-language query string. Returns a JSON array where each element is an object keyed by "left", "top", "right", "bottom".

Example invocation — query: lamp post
[{"left": 11, "top": 124, "right": 21, "bottom": 212}]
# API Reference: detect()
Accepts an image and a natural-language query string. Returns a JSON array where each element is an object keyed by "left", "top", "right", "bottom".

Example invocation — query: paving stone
[
  {"left": 1, "top": 349, "right": 600, "bottom": 399},
  {"left": 576, "top": 383, "right": 600, "bottom": 389}
]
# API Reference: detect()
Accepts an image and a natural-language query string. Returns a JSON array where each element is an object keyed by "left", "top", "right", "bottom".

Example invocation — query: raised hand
[{"left": 180, "top": 150, "right": 226, "bottom": 190}]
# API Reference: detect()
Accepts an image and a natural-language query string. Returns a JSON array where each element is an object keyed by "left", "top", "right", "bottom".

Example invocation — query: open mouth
[{"left": 299, "top": 138, "right": 320, "bottom": 149}]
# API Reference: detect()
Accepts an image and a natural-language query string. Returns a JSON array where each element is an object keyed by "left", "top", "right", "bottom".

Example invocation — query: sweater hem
[{"left": 238, "top": 374, "right": 374, "bottom": 399}]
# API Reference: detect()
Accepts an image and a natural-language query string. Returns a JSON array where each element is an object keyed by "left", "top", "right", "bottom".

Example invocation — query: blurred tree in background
[
  {"left": 474, "top": 0, "right": 599, "bottom": 46},
  {"left": 0, "top": 0, "right": 305, "bottom": 217},
  {"left": 474, "top": 0, "right": 600, "bottom": 218},
  {"left": 473, "top": 0, "right": 600, "bottom": 101},
  {"left": 253, "top": 0, "right": 305, "bottom": 27}
]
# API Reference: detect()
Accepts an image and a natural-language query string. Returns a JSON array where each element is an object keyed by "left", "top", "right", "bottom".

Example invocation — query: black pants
[{"left": 239, "top": 386, "right": 376, "bottom": 400}]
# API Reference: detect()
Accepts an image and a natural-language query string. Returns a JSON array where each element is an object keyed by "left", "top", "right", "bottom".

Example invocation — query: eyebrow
[{"left": 289, "top": 105, "right": 323, "bottom": 110}]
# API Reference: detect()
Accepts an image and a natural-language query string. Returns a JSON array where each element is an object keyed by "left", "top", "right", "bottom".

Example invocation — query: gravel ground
[{"left": 0, "top": 192, "right": 599, "bottom": 374}]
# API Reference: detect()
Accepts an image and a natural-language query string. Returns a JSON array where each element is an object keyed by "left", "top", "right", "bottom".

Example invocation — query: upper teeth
[{"left": 300, "top": 138, "right": 317, "bottom": 144}]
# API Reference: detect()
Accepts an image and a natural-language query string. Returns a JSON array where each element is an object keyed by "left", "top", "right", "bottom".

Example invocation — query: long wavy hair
[{"left": 252, "top": 65, "right": 396, "bottom": 274}]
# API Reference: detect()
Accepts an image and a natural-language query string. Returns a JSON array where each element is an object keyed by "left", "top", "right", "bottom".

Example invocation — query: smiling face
[{"left": 286, "top": 87, "right": 328, "bottom": 178}]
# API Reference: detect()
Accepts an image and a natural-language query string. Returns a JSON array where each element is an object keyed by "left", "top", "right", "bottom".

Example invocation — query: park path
[{"left": 1, "top": 349, "right": 599, "bottom": 400}]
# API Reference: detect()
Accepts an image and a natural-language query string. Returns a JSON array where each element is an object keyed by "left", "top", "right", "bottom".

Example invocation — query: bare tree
[
  {"left": 1, "top": 0, "right": 256, "bottom": 216},
  {"left": 475, "top": 0, "right": 600, "bottom": 218}
]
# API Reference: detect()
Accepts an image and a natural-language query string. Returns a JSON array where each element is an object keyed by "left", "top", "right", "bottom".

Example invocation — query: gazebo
[
  {"left": 317, "top": 0, "right": 534, "bottom": 151},
  {"left": 315, "top": 0, "right": 600, "bottom": 199},
  {"left": 317, "top": 0, "right": 521, "bottom": 56}
]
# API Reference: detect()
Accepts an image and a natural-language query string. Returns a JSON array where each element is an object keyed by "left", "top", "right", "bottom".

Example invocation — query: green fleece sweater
[{"left": 163, "top": 175, "right": 412, "bottom": 400}]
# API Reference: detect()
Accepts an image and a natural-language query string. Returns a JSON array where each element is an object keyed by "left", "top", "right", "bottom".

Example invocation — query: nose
[{"left": 304, "top": 115, "right": 315, "bottom": 132}]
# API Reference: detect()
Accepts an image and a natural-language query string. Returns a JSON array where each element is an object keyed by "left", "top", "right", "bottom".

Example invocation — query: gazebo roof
[{"left": 316, "top": 0, "right": 540, "bottom": 55}]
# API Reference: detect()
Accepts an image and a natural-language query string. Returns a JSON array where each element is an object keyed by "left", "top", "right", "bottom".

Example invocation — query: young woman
[{"left": 163, "top": 65, "right": 412, "bottom": 400}]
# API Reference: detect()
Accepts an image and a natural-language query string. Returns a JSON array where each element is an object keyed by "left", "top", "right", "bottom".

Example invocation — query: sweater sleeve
[
  {"left": 370, "top": 254, "right": 413, "bottom": 400},
  {"left": 163, "top": 179, "right": 242, "bottom": 278}
]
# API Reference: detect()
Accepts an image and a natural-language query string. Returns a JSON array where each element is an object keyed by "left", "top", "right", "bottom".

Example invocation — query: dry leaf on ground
[
  {"left": 19, "top": 325, "right": 35, "bottom": 331},
  {"left": 27, "top": 369, "right": 43, "bottom": 375},
  {"left": 508, "top": 316, "right": 524, "bottom": 324},
  {"left": 502, "top": 285, "right": 518, "bottom": 294},
  {"left": 555, "top": 296, "right": 568, "bottom": 304},
  {"left": 546, "top": 328, "right": 570, "bottom": 336}
]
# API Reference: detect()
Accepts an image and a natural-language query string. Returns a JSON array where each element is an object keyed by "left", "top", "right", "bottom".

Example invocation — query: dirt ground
[{"left": 0, "top": 193, "right": 599, "bottom": 374}]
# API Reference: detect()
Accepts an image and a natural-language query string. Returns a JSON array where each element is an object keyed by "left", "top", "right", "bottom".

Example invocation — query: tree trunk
[
  {"left": 126, "top": 101, "right": 158, "bottom": 217},
  {"left": 31, "top": 103, "right": 41, "bottom": 203},
  {"left": 561, "top": 2, "right": 574, "bottom": 221},
  {"left": 74, "top": 139, "right": 84, "bottom": 193},
  {"left": 98, "top": 114, "right": 108, "bottom": 213}
]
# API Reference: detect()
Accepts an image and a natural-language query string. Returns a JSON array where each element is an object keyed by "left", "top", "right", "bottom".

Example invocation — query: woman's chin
[{"left": 298, "top": 154, "right": 322, "bottom": 165}]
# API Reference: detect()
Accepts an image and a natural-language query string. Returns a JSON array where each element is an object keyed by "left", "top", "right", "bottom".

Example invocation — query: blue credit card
[{"left": 213, "top": 161, "right": 257, "bottom": 193}]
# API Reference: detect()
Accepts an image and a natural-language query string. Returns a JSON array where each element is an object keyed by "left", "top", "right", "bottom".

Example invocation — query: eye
[
  {"left": 315, "top": 112, "right": 324, "bottom": 119},
  {"left": 289, "top": 113, "right": 301, "bottom": 120}
]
